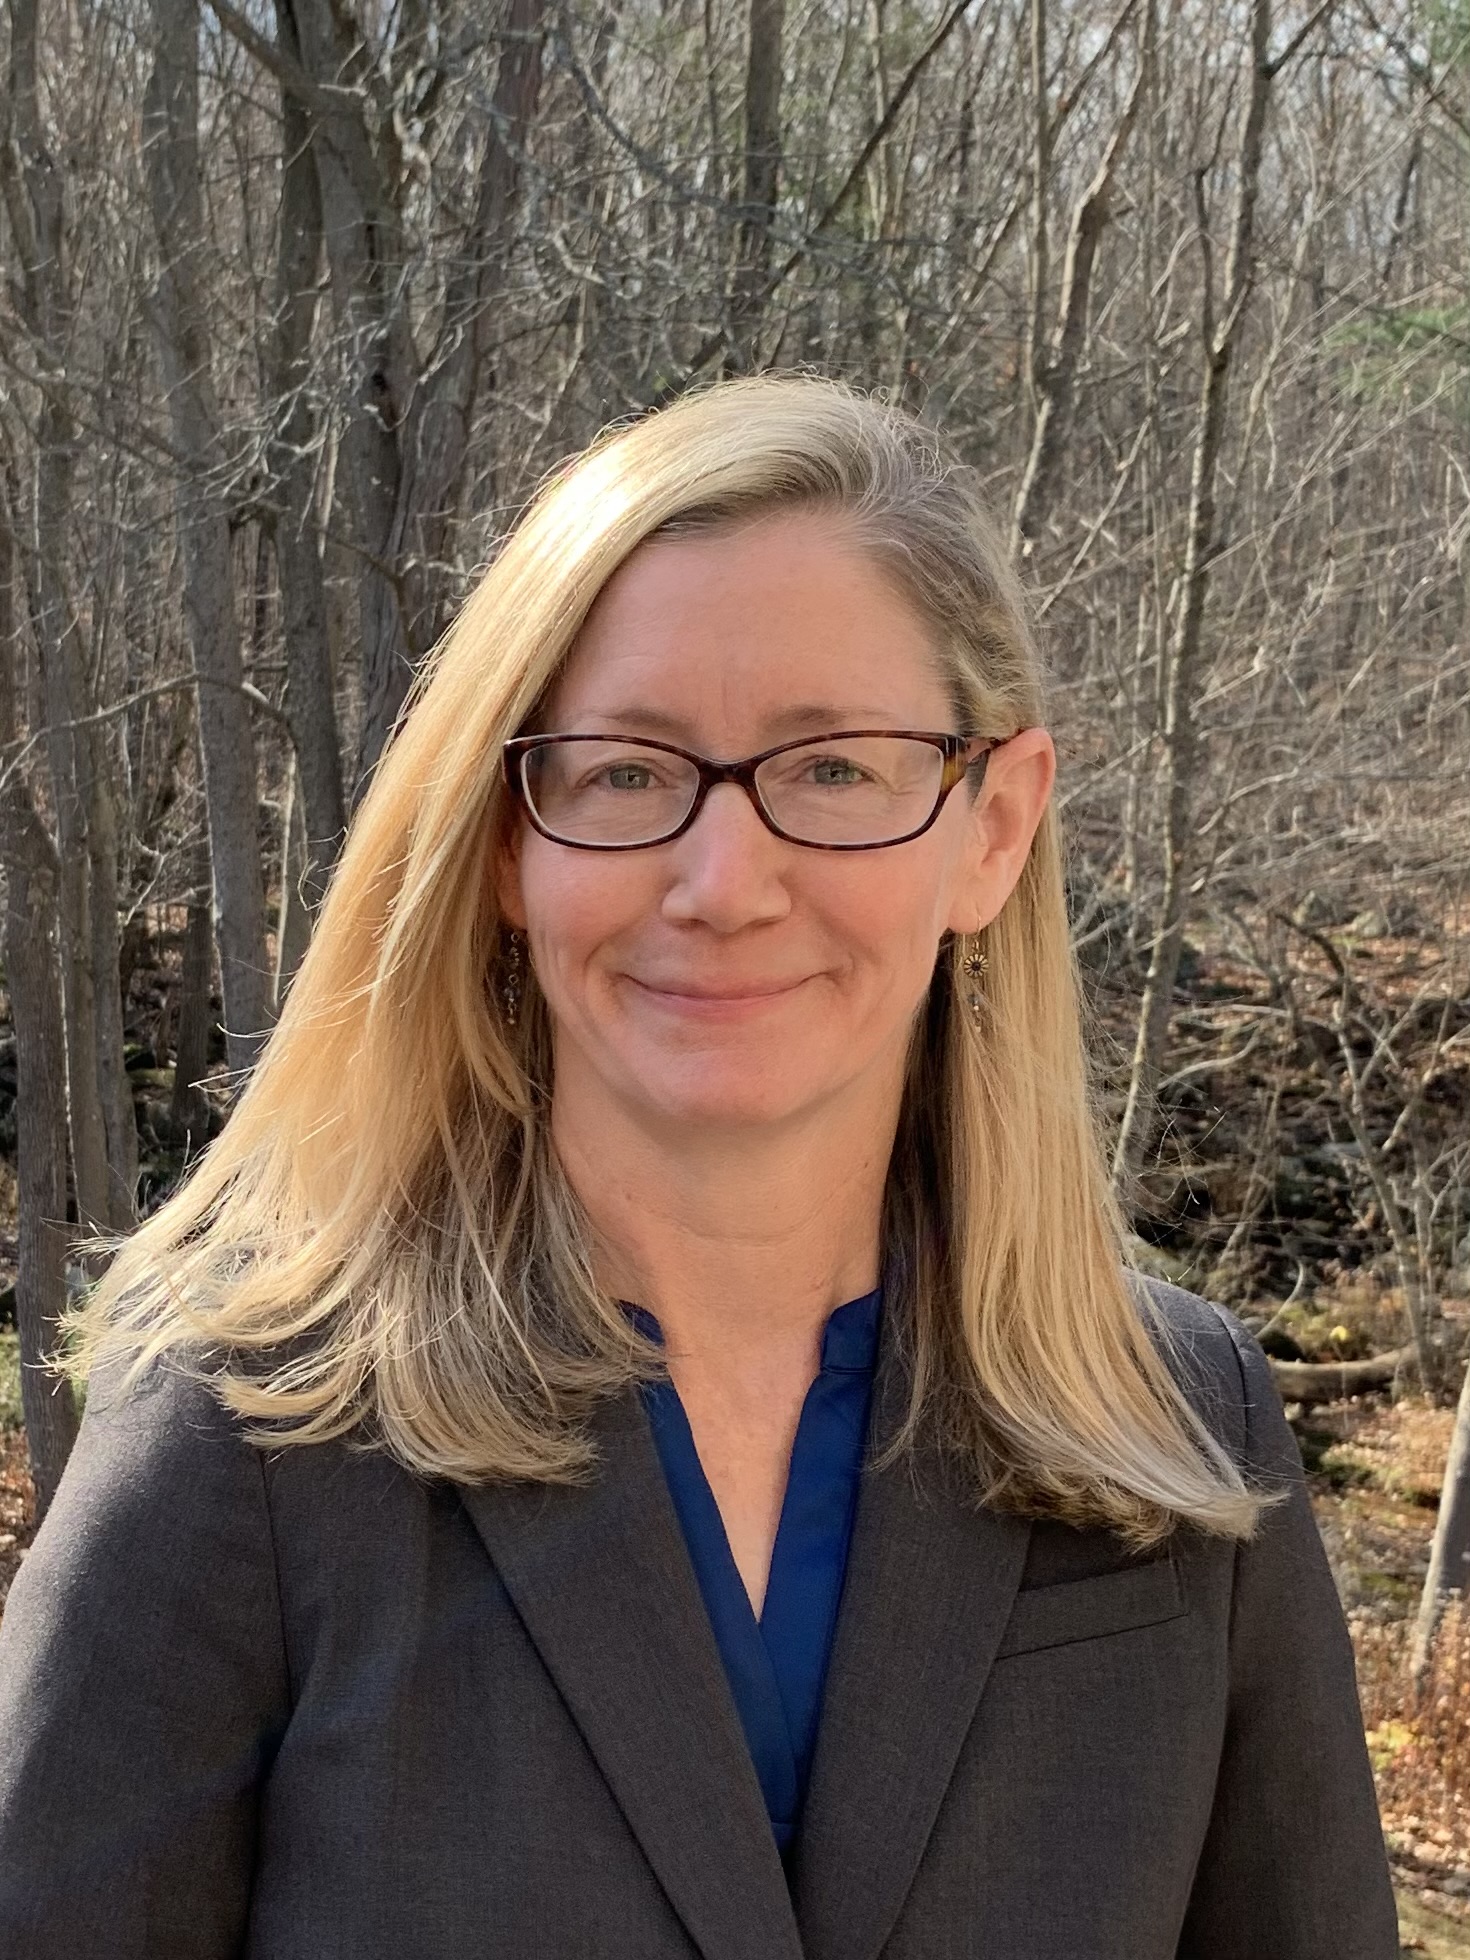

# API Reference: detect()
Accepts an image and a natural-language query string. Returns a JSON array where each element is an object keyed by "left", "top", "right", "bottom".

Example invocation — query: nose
[{"left": 659, "top": 781, "right": 792, "bottom": 933}]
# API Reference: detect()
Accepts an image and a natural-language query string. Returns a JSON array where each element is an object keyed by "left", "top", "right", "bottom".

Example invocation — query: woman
[{"left": 0, "top": 376, "right": 1395, "bottom": 1958}]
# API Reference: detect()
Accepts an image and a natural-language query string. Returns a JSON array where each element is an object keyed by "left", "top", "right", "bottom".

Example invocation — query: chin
[{"left": 634, "top": 1060, "right": 824, "bottom": 1131}]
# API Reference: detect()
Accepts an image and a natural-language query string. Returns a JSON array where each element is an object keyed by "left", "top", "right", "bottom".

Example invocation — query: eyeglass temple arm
[{"left": 941, "top": 735, "right": 1002, "bottom": 792}]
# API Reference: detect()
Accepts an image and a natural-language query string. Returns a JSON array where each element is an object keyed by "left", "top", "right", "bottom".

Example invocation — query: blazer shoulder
[
  {"left": 82, "top": 1341, "right": 246, "bottom": 1433},
  {"left": 1128, "top": 1271, "right": 1256, "bottom": 1464},
  {"left": 4, "top": 1347, "right": 277, "bottom": 1634},
  {"left": 61, "top": 1343, "right": 268, "bottom": 1503}
]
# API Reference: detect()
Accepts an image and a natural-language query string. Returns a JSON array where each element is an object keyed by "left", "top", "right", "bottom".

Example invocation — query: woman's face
[{"left": 496, "top": 512, "right": 1053, "bottom": 1139}]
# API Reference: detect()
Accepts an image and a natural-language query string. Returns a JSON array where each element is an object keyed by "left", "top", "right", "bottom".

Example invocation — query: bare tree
[
  {"left": 1, "top": 0, "right": 135, "bottom": 1231},
  {"left": 211, "top": 0, "right": 547, "bottom": 790},
  {"left": 1111, "top": 0, "right": 1277, "bottom": 1189},
  {"left": 263, "top": 0, "right": 345, "bottom": 914},
  {"left": 724, "top": 0, "right": 786, "bottom": 372},
  {"left": 143, "top": 0, "right": 275, "bottom": 1073},
  {"left": 1011, "top": 0, "right": 1148, "bottom": 556},
  {"left": 0, "top": 489, "right": 78, "bottom": 1516}
]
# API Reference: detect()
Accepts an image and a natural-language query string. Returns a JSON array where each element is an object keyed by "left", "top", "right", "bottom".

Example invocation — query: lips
[{"left": 626, "top": 975, "right": 809, "bottom": 1003}]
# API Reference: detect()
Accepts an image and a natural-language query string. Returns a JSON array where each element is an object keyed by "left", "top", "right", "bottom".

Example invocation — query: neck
[{"left": 552, "top": 1088, "right": 897, "bottom": 1374}]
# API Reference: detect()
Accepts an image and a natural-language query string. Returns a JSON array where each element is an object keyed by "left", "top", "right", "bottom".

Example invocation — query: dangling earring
[
  {"left": 960, "top": 933, "right": 988, "bottom": 1025},
  {"left": 498, "top": 928, "right": 526, "bottom": 1029}
]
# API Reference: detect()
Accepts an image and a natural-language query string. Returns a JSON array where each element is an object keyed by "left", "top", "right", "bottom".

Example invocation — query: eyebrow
[{"left": 562, "top": 704, "right": 922, "bottom": 741}]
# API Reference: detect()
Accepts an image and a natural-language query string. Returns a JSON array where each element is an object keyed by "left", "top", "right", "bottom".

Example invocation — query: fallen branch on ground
[{"left": 1269, "top": 1345, "right": 1421, "bottom": 1405}]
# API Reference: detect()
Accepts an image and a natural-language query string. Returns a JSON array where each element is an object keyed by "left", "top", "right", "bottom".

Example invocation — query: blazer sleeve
[
  {"left": 0, "top": 1356, "right": 291, "bottom": 1960},
  {"left": 1177, "top": 1309, "right": 1400, "bottom": 1959}
]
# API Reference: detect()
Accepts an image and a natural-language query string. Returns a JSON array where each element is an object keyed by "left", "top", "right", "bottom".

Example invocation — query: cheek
[
  {"left": 812, "top": 862, "right": 951, "bottom": 990},
  {"left": 848, "top": 833, "right": 956, "bottom": 931},
  {"left": 518, "top": 846, "right": 651, "bottom": 971}
]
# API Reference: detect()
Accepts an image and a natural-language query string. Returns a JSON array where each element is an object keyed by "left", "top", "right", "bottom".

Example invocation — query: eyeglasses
[{"left": 501, "top": 729, "right": 1002, "bottom": 852}]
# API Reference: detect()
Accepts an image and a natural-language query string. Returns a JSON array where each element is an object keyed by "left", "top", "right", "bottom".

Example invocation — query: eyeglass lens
[{"left": 520, "top": 736, "right": 950, "bottom": 846}]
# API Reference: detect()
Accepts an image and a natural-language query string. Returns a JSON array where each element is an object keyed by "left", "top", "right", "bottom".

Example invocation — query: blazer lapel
[
  {"left": 457, "top": 1389, "right": 804, "bottom": 1960},
  {"left": 789, "top": 1328, "right": 1033, "bottom": 1960}
]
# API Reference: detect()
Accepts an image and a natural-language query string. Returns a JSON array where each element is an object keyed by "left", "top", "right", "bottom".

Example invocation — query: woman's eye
[
  {"left": 579, "top": 759, "right": 664, "bottom": 792},
  {"left": 804, "top": 755, "right": 868, "bottom": 786}
]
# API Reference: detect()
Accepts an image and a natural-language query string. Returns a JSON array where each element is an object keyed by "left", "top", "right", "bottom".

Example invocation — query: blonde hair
[{"left": 74, "top": 375, "right": 1268, "bottom": 1549}]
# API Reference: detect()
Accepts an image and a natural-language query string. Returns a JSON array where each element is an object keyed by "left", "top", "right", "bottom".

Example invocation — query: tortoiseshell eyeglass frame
[{"left": 500, "top": 729, "right": 1005, "bottom": 853}]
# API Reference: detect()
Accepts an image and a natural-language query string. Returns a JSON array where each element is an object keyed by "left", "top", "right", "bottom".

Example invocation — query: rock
[
  {"left": 1348, "top": 909, "right": 1389, "bottom": 939},
  {"left": 1258, "top": 1324, "right": 1308, "bottom": 1362},
  {"left": 1294, "top": 889, "right": 1341, "bottom": 926}
]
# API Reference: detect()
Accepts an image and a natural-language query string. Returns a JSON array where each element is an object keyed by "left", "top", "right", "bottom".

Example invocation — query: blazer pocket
[{"left": 995, "top": 1555, "right": 1185, "bottom": 1659}]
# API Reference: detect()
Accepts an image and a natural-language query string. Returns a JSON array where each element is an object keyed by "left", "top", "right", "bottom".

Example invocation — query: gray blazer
[{"left": 0, "top": 1278, "right": 1397, "bottom": 1958}]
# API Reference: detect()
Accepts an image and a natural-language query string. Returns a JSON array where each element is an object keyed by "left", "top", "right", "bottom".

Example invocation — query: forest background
[{"left": 1, "top": 0, "right": 1469, "bottom": 1940}]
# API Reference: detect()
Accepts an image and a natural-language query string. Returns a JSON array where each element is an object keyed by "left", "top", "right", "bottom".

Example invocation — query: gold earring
[
  {"left": 960, "top": 934, "right": 988, "bottom": 1025},
  {"left": 498, "top": 928, "right": 526, "bottom": 1029}
]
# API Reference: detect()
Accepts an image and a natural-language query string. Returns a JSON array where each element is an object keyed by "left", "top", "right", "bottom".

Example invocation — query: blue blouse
[{"left": 628, "top": 1290, "right": 882, "bottom": 1853}]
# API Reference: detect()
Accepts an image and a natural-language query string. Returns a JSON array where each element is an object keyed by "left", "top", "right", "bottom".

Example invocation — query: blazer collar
[
  {"left": 788, "top": 1311, "right": 1033, "bottom": 1960},
  {"left": 457, "top": 1387, "right": 805, "bottom": 1960},
  {"left": 458, "top": 1307, "right": 1032, "bottom": 1960}
]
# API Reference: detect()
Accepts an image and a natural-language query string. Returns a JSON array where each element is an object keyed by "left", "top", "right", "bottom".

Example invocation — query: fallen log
[{"left": 1268, "top": 1344, "right": 1420, "bottom": 1406}]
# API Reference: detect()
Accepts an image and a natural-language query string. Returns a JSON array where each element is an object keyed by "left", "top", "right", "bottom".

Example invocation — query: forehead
[{"left": 544, "top": 513, "right": 955, "bottom": 740}]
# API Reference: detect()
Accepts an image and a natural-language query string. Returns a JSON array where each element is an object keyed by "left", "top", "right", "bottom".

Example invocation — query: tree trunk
[
  {"left": 1022, "top": 0, "right": 1049, "bottom": 413},
  {"left": 264, "top": 13, "right": 345, "bottom": 914},
  {"left": 85, "top": 700, "right": 136, "bottom": 1222},
  {"left": 29, "top": 454, "right": 115, "bottom": 1239},
  {"left": 1011, "top": 0, "right": 1149, "bottom": 555},
  {"left": 397, "top": 0, "right": 546, "bottom": 654},
  {"left": 3, "top": 0, "right": 134, "bottom": 1233},
  {"left": 281, "top": 0, "right": 417, "bottom": 794},
  {"left": 143, "top": 0, "right": 275, "bottom": 1074},
  {"left": 263, "top": 0, "right": 548, "bottom": 790},
  {"left": 169, "top": 842, "right": 215, "bottom": 1155},
  {"left": 1112, "top": 0, "right": 1273, "bottom": 1191},
  {"left": 0, "top": 498, "right": 79, "bottom": 1519},
  {"left": 273, "top": 758, "right": 314, "bottom": 1004},
  {"left": 1412, "top": 1353, "right": 1470, "bottom": 1684},
  {"left": 724, "top": 0, "right": 785, "bottom": 372}
]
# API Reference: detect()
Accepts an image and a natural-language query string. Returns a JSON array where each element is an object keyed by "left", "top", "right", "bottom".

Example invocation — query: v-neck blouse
[{"left": 627, "top": 1290, "right": 882, "bottom": 1854}]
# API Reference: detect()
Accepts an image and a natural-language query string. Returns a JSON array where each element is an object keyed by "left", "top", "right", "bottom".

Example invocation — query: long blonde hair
[{"left": 74, "top": 375, "right": 1267, "bottom": 1549}]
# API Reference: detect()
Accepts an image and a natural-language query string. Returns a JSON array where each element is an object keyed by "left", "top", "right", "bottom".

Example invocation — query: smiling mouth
[{"left": 627, "top": 976, "right": 811, "bottom": 1005}]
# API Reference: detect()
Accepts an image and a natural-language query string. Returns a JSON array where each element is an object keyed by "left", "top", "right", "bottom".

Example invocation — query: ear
[
  {"left": 944, "top": 727, "right": 1056, "bottom": 935},
  {"left": 491, "top": 805, "right": 529, "bottom": 929}
]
